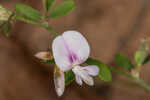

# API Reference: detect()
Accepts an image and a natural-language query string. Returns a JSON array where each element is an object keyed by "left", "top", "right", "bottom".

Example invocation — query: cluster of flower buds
[{"left": 0, "top": 5, "right": 12, "bottom": 21}]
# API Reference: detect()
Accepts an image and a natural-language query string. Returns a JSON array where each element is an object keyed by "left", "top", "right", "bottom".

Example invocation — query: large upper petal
[
  {"left": 52, "top": 31, "right": 90, "bottom": 71},
  {"left": 52, "top": 36, "right": 72, "bottom": 71},
  {"left": 62, "top": 31, "right": 90, "bottom": 64}
]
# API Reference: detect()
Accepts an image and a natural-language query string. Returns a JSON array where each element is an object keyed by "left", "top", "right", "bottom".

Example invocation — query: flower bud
[
  {"left": 35, "top": 51, "right": 53, "bottom": 60},
  {"left": 0, "top": 5, "right": 12, "bottom": 21},
  {"left": 131, "top": 67, "right": 141, "bottom": 79}
]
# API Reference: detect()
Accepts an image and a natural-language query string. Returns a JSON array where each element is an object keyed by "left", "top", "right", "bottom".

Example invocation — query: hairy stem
[
  {"left": 15, "top": 16, "right": 59, "bottom": 36},
  {"left": 109, "top": 67, "right": 150, "bottom": 92}
]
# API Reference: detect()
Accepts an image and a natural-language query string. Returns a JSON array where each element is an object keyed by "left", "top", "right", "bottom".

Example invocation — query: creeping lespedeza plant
[{"left": 1, "top": 0, "right": 150, "bottom": 97}]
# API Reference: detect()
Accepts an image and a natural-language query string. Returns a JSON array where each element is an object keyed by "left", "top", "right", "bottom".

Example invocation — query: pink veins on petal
[
  {"left": 62, "top": 36, "right": 80, "bottom": 64},
  {"left": 52, "top": 30, "right": 90, "bottom": 71}
]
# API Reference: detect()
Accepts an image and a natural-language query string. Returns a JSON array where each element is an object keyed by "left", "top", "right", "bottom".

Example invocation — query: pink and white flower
[{"left": 52, "top": 31, "right": 99, "bottom": 96}]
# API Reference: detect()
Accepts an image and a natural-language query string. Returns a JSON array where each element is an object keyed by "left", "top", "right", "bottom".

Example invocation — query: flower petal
[
  {"left": 75, "top": 74, "right": 83, "bottom": 86},
  {"left": 72, "top": 66, "right": 94, "bottom": 86},
  {"left": 82, "top": 65, "right": 99, "bottom": 76},
  {"left": 52, "top": 36, "right": 72, "bottom": 71},
  {"left": 35, "top": 51, "right": 52, "bottom": 60},
  {"left": 81, "top": 71, "right": 94, "bottom": 86},
  {"left": 62, "top": 31, "right": 90, "bottom": 64},
  {"left": 54, "top": 70, "right": 65, "bottom": 97}
]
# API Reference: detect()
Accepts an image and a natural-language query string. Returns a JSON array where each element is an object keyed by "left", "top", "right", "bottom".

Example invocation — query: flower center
[{"left": 72, "top": 62, "right": 80, "bottom": 69}]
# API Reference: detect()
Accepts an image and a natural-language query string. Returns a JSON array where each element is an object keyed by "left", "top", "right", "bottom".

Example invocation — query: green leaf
[
  {"left": 115, "top": 53, "right": 134, "bottom": 71},
  {"left": 143, "top": 55, "right": 150, "bottom": 64},
  {"left": 45, "top": 0, "right": 55, "bottom": 12},
  {"left": 2, "top": 21, "right": 11, "bottom": 36},
  {"left": 15, "top": 3, "right": 42, "bottom": 21},
  {"left": 135, "top": 51, "right": 146, "bottom": 67},
  {"left": 85, "top": 58, "right": 112, "bottom": 82},
  {"left": 42, "top": 59, "right": 55, "bottom": 64},
  {"left": 49, "top": 0, "right": 75, "bottom": 18},
  {"left": 134, "top": 41, "right": 147, "bottom": 66},
  {"left": 65, "top": 70, "right": 75, "bottom": 86}
]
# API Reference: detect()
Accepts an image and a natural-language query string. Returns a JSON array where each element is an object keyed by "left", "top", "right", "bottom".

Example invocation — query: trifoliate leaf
[{"left": 115, "top": 53, "right": 134, "bottom": 71}]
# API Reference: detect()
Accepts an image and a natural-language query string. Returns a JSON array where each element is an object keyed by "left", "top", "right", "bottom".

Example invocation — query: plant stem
[
  {"left": 15, "top": 16, "right": 59, "bottom": 36},
  {"left": 45, "top": 25, "right": 59, "bottom": 36},
  {"left": 109, "top": 67, "right": 150, "bottom": 92}
]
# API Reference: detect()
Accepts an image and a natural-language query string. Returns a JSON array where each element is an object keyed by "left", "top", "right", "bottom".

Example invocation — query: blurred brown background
[{"left": 0, "top": 0, "right": 150, "bottom": 99}]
